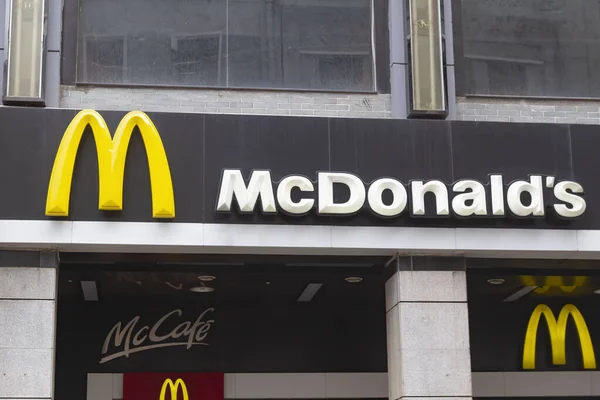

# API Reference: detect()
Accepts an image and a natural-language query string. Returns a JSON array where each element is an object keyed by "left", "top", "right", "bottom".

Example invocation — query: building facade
[{"left": 1, "top": 2, "right": 600, "bottom": 400}]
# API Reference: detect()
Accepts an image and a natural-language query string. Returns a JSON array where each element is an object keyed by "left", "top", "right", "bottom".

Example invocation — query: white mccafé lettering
[
  {"left": 100, "top": 308, "right": 214, "bottom": 364},
  {"left": 215, "top": 170, "right": 586, "bottom": 219}
]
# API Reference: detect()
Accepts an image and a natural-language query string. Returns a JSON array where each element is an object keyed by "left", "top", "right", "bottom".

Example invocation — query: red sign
[{"left": 123, "top": 373, "right": 224, "bottom": 400}]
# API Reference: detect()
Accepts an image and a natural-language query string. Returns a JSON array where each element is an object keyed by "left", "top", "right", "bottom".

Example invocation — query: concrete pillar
[
  {"left": 0, "top": 251, "right": 59, "bottom": 400},
  {"left": 385, "top": 257, "right": 472, "bottom": 400}
]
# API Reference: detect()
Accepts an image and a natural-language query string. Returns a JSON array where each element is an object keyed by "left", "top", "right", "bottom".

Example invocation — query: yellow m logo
[
  {"left": 159, "top": 378, "right": 189, "bottom": 400},
  {"left": 523, "top": 304, "right": 596, "bottom": 369},
  {"left": 45, "top": 109, "right": 175, "bottom": 218}
]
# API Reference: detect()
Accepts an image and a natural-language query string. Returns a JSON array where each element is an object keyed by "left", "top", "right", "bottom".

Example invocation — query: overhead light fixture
[
  {"left": 198, "top": 275, "right": 216, "bottom": 282},
  {"left": 286, "top": 263, "right": 374, "bottom": 268},
  {"left": 81, "top": 281, "right": 99, "bottom": 301},
  {"left": 503, "top": 286, "right": 537, "bottom": 302},
  {"left": 594, "top": 289, "right": 600, "bottom": 295},
  {"left": 345, "top": 276, "right": 363, "bottom": 283},
  {"left": 190, "top": 277, "right": 215, "bottom": 293},
  {"left": 487, "top": 278, "right": 505, "bottom": 285},
  {"left": 165, "top": 281, "right": 183, "bottom": 290},
  {"left": 297, "top": 283, "right": 323, "bottom": 302},
  {"left": 190, "top": 286, "right": 215, "bottom": 293}
]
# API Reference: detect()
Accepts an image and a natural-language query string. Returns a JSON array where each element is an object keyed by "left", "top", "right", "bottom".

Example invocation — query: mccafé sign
[
  {"left": 100, "top": 308, "right": 214, "bottom": 364},
  {"left": 45, "top": 109, "right": 587, "bottom": 220}
]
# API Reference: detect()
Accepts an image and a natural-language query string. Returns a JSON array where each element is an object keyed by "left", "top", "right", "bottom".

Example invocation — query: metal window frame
[
  {"left": 70, "top": 0, "right": 377, "bottom": 93},
  {"left": 3, "top": 0, "right": 47, "bottom": 105}
]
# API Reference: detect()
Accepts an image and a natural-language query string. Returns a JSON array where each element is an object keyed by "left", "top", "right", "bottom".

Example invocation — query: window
[
  {"left": 455, "top": 0, "right": 600, "bottom": 98},
  {"left": 82, "top": 36, "right": 126, "bottom": 83},
  {"left": 77, "top": 0, "right": 374, "bottom": 92}
]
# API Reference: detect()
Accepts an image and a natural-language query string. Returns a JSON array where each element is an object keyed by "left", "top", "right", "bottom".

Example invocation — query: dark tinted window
[
  {"left": 456, "top": 0, "right": 600, "bottom": 98},
  {"left": 77, "top": 0, "right": 374, "bottom": 92}
]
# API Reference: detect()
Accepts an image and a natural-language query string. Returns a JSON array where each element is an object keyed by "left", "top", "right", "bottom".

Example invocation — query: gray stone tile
[
  {"left": 398, "top": 302, "right": 470, "bottom": 350},
  {"left": 0, "top": 349, "right": 53, "bottom": 397},
  {"left": 555, "top": 105, "right": 577, "bottom": 112},
  {"left": 0, "top": 300, "right": 55, "bottom": 349},
  {"left": 486, "top": 117, "right": 510, "bottom": 122},
  {"left": 577, "top": 105, "right": 600, "bottom": 112},
  {"left": 461, "top": 103, "right": 486, "bottom": 110},
  {"left": 505, "top": 371, "right": 591, "bottom": 397},
  {"left": 497, "top": 110, "right": 520, "bottom": 117},
  {"left": 386, "top": 308, "right": 400, "bottom": 400},
  {"left": 0, "top": 268, "right": 56, "bottom": 299},
  {"left": 474, "top": 109, "right": 499, "bottom": 116},
  {"left": 577, "top": 118, "right": 600, "bottom": 125},
  {"left": 397, "top": 270, "right": 467, "bottom": 302},
  {"left": 400, "top": 349, "right": 472, "bottom": 397},
  {"left": 471, "top": 372, "right": 505, "bottom": 397}
]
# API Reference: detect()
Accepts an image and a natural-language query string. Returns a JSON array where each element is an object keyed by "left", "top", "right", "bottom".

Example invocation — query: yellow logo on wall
[
  {"left": 521, "top": 275, "right": 588, "bottom": 294},
  {"left": 159, "top": 378, "right": 189, "bottom": 400},
  {"left": 523, "top": 304, "right": 596, "bottom": 370},
  {"left": 45, "top": 109, "right": 175, "bottom": 218}
]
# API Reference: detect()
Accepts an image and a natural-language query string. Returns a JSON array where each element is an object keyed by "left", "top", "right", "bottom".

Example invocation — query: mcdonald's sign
[
  {"left": 123, "top": 373, "right": 223, "bottom": 400},
  {"left": 45, "top": 109, "right": 175, "bottom": 218},
  {"left": 159, "top": 378, "right": 189, "bottom": 400},
  {"left": 523, "top": 304, "right": 596, "bottom": 370}
]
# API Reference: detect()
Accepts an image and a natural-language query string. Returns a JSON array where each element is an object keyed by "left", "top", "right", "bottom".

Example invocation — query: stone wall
[{"left": 60, "top": 86, "right": 392, "bottom": 119}]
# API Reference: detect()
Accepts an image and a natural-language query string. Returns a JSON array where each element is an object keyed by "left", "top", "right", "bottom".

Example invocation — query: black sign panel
[
  {"left": 57, "top": 300, "right": 386, "bottom": 373},
  {"left": 470, "top": 297, "right": 600, "bottom": 372},
  {"left": 55, "top": 300, "right": 386, "bottom": 400},
  {"left": 1, "top": 107, "right": 598, "bottom": 228}
]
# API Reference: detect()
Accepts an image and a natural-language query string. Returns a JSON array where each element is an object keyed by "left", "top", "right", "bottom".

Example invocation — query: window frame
[
  {"left": 452, "top": 0, "right": 600, "bottom": 101},
  {"left": 62, "top": 0, "right": 389, "bottom": 94}
]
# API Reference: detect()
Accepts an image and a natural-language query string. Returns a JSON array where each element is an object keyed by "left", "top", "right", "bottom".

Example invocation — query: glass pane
[
  {"left": 78, "top": 0, "right": 373, "bottom": 91},
  {"left": 7, "top": 0, "right": 44, "bottom": 99},
  {"left": 459, "top": 0, "right": 600, "bottom": 97},
  {"left": 77, "top": 0, "right": 227, "bottom": 87},
  {"left": 225, "top": 0, "right": 374, "bottom": 91}
]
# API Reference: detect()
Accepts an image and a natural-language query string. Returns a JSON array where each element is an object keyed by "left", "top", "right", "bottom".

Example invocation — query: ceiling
[
  {"left": 467, "top": 268, "right": 600, "bottom": 303},
  {"left": 58, "top": 254, "right": 600, "bottom": 306},
  {"left": 58, "top": 256, "right": 388, "bottom": 307}
]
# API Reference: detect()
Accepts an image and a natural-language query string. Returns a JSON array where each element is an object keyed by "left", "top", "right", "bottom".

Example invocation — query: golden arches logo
[
  {"left": 45, "top": 109, "right": 175, "bottom": 218},
  {"left": 159, "top": 378, "right": 189, "bottom": 400},
  {"left": 523, "top": 304, "right": 596, "bottom": 370},
  {"left": 521, "top": 276, "right": 588, "bottom": 294}
]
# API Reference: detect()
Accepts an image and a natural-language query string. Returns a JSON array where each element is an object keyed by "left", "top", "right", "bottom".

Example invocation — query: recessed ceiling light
[
  {"left": 190, "top": 286, "right": 215, "bottom": 293},
  {"left": 81, "top": 281, "right": 99, "bottom": 301},
  {"left": 198, "top": 275, "right": 216, "bottom": 282},
  {"left": 487, "top": 278, "right": 505, "bottom": 285},
  {"left": 297, "top": 283, "right": 323, "bottom": 302},
  {"left": 593, "top": 289, "right": 600, "bottom": 295},
  {"left": 345, "top": 276, "right": 363, "bottom": 283},
  {"left": 265, "top": 281, "right": 271, "bottom": 285}
]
